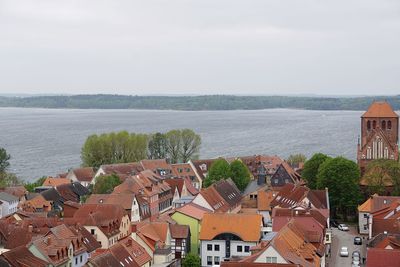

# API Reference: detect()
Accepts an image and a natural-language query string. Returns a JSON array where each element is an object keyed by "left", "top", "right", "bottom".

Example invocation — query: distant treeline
[{"left": 1, "top": 94, "right": 400, "bottom": 110}]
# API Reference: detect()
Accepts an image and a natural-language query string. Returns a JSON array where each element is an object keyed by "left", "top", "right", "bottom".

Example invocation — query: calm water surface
[{"left": 0, "top": 108, "right": 363, "bottom": 181}]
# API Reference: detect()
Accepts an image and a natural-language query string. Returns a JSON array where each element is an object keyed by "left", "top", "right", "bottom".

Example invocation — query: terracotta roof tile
[
  {"left": 257, "top": 190, "right": 275, "bottom": 211},
  {"left": 362, "top": 101, "right": 399, "bottom": 118},
  {"left": 86, "top": 193, "right": 135, "bottom": 210},
  {"left": 42, "top": 177, "right": 71, "bottom": 187},
  {"left": 173, "top": 202, "right": 212, "bottom": 220},
  {"left": 199, "top": 186, "right": 230, "bottom": 212},
  {"left": 366, "top": 248, "right": 400, "bottom": 267},
  {"left": 71, "top": 167, "right": 95, "bottom": 182},
  {"left": 119, "top": 237, "right": 152, "bottom": 266},
  {"left": 100, "top": 162, "right": 144, "bottom": 177},
  {"left": 200, "top": 213, "right": 262, "bottom": 242},
  {"left": 169, "top": 224, "right": 189, "bottom": 239},
  {"left": 221, "top": 263, "right": 300, "bottom": 267},
  {"left": 1, "top": 245, "right": 48, "bottom": 267}
]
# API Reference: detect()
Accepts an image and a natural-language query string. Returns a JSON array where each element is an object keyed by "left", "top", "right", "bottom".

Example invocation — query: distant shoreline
[{"left": 1, "top": 94, "right": 399, "bottom": 111}]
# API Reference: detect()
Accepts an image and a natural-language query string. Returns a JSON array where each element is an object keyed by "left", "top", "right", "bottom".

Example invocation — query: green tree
[
  {"left": 0, "top": 147, "right": 11, "bottom": 173},
  {"left": 182, "top": 253, "right": 201, "bottom": 267},
  {"left": 148, "top": 132, "right": 167, "bottom": 159},
  {"left": 81, "top": 131, "right": 149, "bottom": 167},
  {"left": 316, "top": 157, "right": 362, "bottom": 220},
  {"left": 180, "top": 129, "right": 201, "bottom": 163},
  {"left": 230, "top": 159, "right": 251, "bottom": 191},
  {"left": 203, "top": 158, "right": 231, "bottom": 187},
  {"left": 286, "top": 153, "right": 307, "bottom": 168},
  {"left": 166, "top": 130, "right": 182, "bottom": 164},
  {"left": 302, "top": 153, "right": 330, "bottom": 189},
  {"left": 364, "top": 159, "right": 400, "bottom": 195},
  {"left": 93, "top": 174, "right": 121, "bottom": 194},
  {"left": 24, "top": 176, "right": 47, "bottom": 192}
]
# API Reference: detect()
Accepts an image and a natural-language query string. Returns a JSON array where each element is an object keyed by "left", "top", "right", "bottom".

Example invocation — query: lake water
[{"left": 0, "top": 108, "right": 363, "bottom": 181}]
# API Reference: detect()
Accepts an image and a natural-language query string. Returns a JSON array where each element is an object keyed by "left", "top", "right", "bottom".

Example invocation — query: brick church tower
[{"left": 357, "top": 101, "right": 399, "bottom": 174}]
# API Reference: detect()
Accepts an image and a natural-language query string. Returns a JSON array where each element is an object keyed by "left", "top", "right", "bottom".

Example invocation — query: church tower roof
[{"left": 361, "top": 101, "right": 398, "bottom": 118}]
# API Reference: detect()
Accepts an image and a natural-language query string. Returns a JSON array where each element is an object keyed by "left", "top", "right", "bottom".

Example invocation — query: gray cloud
[{"left": 0, "top": 0, "right": 399, "bottom": 95}]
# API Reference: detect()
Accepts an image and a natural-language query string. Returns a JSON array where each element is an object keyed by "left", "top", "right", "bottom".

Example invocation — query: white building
[
  {"left": 199, "top": 213, "right": 263, "bottom": 266},
  {"left": 0, "top": 192, "right": 19, "bottom": 218}
]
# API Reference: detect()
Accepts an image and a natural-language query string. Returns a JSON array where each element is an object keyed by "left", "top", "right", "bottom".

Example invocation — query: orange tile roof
[
  {"left": 119, "top": 236, "right": 152, "bottom": 266},
  {"left": 173, "top": 202, "right": 212, "bottom": 220},
  {"left": 71, "top": 167, "right": 95, "bottom": 182},
  {"left": 199, "top": 213, "right": 262, "bottom": 242},
  {"left": 358, "top": 196, "right": 373, "bottom": 212},
  {"left": 137, "top": 222, "right": 169, "bottom": 251},
  {"left": 22, "top": 194, "right": 52, "bottom": 212},
  {"left": 86, "top": 193, "right": 135, "bottom": 210},
  {"left": 362, "top": 101, "right": 399, "bottom": 118},
  {"left": 42, "top": 177, "right": 71, "bottom": 187},
  {"left": 257, "top": 190, "right": 275, "bottom": 211},
  {"left": 199, "top": 186, "right": 230, "bottom": 212}
]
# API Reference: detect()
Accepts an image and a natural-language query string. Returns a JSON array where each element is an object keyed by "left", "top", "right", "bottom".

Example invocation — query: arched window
[
  {"left": 382, "top": 120, "right": 386, "bottom": 130},
  {"left": 367, "top": 120, "right": 371, "bottom": 130},
  {"left": 388, "top": 120, "right": 392, "bottom": 129},
  {"left": 373, "top": 120, "right": 377, "bottom": 129}
]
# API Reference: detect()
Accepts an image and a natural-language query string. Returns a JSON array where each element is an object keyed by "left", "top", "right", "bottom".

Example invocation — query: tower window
[
  {"left": 382, "top": 120, "right": 386, "bottom": 130},
  {"left": 373, "top": 120, "right": 377, "bottom": 129},
  {"left": 388, "top": 120, "right": 392, "bottom": 129},
  {"left": 367, "top": 120, "right": 371, "bottom": 130}
]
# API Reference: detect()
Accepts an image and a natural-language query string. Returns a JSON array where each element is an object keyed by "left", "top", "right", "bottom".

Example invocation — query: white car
[
  {"left": 338, "top": 224, "right": 349, "bottom": 231},
  {"left": 340, "top": 246, "right": 349, "bottom": 257}
]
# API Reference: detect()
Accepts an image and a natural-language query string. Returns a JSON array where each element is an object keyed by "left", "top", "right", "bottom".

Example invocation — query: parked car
[
  {"left": 354, "top": 236, "right": 362, "bottom": 245},
  {"left": 330, "top": 219, "right": 339, "bottom": 228},
  {"left": 352, "top": 251, "right": 361, "bottom": 259},
  {"left": 352, "top": 257, "right": 361, "bottom": 266},
  {"left": 338, "top": 224, "right": 349, "bottom": 231},
  {"left": 340, "top": 246, "right": 349, "bottom": 257}
]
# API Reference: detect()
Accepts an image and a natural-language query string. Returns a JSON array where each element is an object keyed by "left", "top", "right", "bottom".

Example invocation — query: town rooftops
[
  {"left": 257, "top": 190, "right": 275, "bottom": 211},
  {"left": 0, "top": 192, "right": 18, "bottom": 202},
  {"left": 140, "top": 159, "right": 172, "bottom": 174},
  {"left": 200, "top": 213, "right": 262, "bottom": 242},
  {"left": 366, "top": 248, "right": 400, "bottom": 267},
  {"left": 70, "top": 167, "right": 95, "bottom": 182},
  {"left": 0, "top": 186, "right": 27, "bottom": 199},
  {"left": 368, "top": 233, "right": 400, "bottom": 249},
  {"left": 86, "top": 193, "right": 135, "bottom": 210},
  {"left": 42, "top": 177, "right": 71, "bottom": 187},
  {"left": 1, "top": 245, "right": 48, "bottom": 267},
  {"left": 362, "top": 101, "right": 399, "bottom": 118},
  {"left": 173, "top": 202, "right": 212, "bottom": 220},
  {"left": 199, "top": 186, "right": 230, "bottom": 212},
  {"left": 100, "top": 162, "right": 144, "bottom": 176},
  {"left": 169, "top": 224, "right": 189, "bottom": 239},
  {"left": 358, "top": 194, "right": 400, "bottom": 213},
  {"left": 213, "top": 178, "right": 242, "bottom": 208},
  {"left": 137, "top": 222, "right": 170, "bottom": 251},
  {"left": 221, "top": 262, "right": 300, "bottom": 267},
  {"left": 119, "top": 236, "right": 152, "bottom": 266}
]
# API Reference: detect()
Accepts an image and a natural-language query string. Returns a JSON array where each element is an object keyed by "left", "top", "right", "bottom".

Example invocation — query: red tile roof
[
  {"left": 1, "top": 245, "right": 48, "bottom": 267},
  {"left": 221, "top": 263, "right": 300, "bottom": 267},
  {"left": 362, "top": 101, "right": 399, "bottom": 118},
  {"left": 164, "top": 178, "right": 185, "bottom": 196},
  {"left": 137, "top": 222, "right": 169, "bottom": 251},
  {"left": 200, "top": 213, "right": 262, "bottom": 242},
  {"left": 119, "top": 237, "right": 152, "bottom": 266},
  {"left": 86, "top": 193, "right": 135, "bottom": 210},
  {"left": 71, "top": 167, "right": 95, "bottom": 182},
  {"left": 169, "top": 224, "right": 189, "bottom": 239},
  {"left": 42, "top": 177, "right": 71, "bottom": 187},
  {"left": 173, "top": 202, "right": 212, "bottom": 220},
  {"left": 366, "top": 248, "right": 400, "bottom": 267},
  {"left": 100, "top": 162, "right": 144, "bottom": 177},
  {"left": 199, "top": 186, "right": 230, "bottom": 212}
]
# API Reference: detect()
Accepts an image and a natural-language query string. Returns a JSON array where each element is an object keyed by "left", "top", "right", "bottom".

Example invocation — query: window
[
  {"left": 274, "top": 179, "right": 278, "bottom": 184},
  {"left": 214, "top": 244, "right": 220, "bottom": 251},
  {"left": 214, "top": 256, "right": 220, "bottom": 265},
  {"left": 244, "top": 246, "right": 250, "bottom": 252},
  {"left": 80, "top": 255, "right": 83, "bottom": 262},
  {"left": 364, "top": 214, "right": 368, "bottom": 218},
  {"left": 207, "top": 256, "right": 212, "bottom": 265},
  {"left": 237, "top": 245, "right": 242, "bottom": 252},
  {"left": 266, "top": 257, "right": 277, "bottom": 263},
  {"left": 367, "top": 120, "right": 371, "bottom": 130},
  {"left": 91, "top": 229, "right": 95, "bottom": 235},
  {"left": 207, "top": 244, "right": 212, "bottom": 251},
  {"left": 388, "top": 120, "right": 392, "bottom": 129},
  {"left": 382, "top": 120, "right": 386, "bottom": 130},
  {"left": 373, "top": 120, "right": 376, "bottom": 129},
  {"left": 76, "top": 258, "right": 78, "bottom": 265}
]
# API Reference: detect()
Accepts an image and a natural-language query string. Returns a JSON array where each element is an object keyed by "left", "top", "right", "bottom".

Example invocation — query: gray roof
[{"left": 0, "top": 192, "right": 18, "bottom": 202}]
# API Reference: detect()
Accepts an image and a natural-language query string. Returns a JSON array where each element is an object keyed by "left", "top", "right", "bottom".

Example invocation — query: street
[{"left": 327, "top": 226, "right": 367, "bottom": 267}]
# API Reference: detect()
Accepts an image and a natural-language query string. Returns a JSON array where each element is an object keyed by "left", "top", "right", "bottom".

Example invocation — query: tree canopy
[
  {"left": 229, "top": 159, "right": 252, "bottom": 191},
  {"left": 182, "top": 253, "right": 201, "bottom": 267},
  {"left": 203, "top": 159, "right": 251, "bottom": 191},
  {"left": 203, "top": 159, "right": 231, "bottom": 188},
  {"left": 302, "top": 153, "right": 330, "bottom": 189},
  {"left": 81, "top": 129, "right": 201, "bottom": 167},
  {"left": 363, "top": 159, "right": 400, "bottom": 195},
  {"left": 316, "top": 156, "right": 362, "bottom": 219},
  {"left": 93, "top": 174, "right": 121, "bottom": 194},
  {"left": 0, "top": 147, "right": 11, "bottom": 173},
  {"left": 24, "top": 176, "right": 47, "bottom": 192}
]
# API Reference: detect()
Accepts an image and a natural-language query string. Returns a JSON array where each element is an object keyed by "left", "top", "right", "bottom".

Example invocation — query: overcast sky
[{"left": 0, "top": 0, "right": 399, "bottom": 96}]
